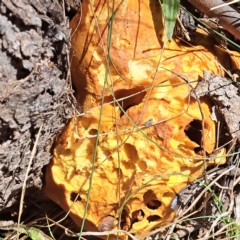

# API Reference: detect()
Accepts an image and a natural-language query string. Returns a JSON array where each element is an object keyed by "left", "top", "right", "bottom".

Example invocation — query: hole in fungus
[
  {"left": 103, "top": 149, "right": 113, "bottom": 159},
  {"left": 147, "top": 215, "right": 161, "bottom": 222},
  {"left": 137, "top": 160, "right": 147, "bottom": 171},
  {"left": 121, "top": 161, "right": 132, "bottom": 171},
  {"left": 124, "top": 143, "right": 139, "bottom": 161},
  {"left": 143, "top": 190, "right": 162, "bottom": 209},
  {"left": 132, "top": 209, "right": 145, "bottom": 224},
  {"left": 194, "top": 146, "right": 204, "bottom": 155},
  {"left": 147, "top": 199, "right": 162, "bottom": 209},
  {"left": 89, "top": 129, "right": 98, "bottom": 135},
  {"left": 81, "top": 118, "right": 92, "bottom": 130},
  {"left": 70, "top": 192, "right": 82, "bottom": 202},
  {"left": 103, "top": 87, "right": 146, "bottom": 117},
  {"left": 184, "top": 120, "right": 202, "bottom": 146},
  {"left": 119, "top": 209, "right": 131, "bottom": 231}
]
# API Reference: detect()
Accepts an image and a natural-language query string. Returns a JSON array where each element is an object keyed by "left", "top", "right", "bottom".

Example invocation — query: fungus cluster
[{"left": 45, "top": 0, "right": 240, "bottom": 238}]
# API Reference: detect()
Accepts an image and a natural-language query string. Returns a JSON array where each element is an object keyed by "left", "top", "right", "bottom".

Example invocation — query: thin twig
[
  {"left": 65, "top": 228, "right": 138, "bottom": 240},
  {"left": 176, "top": 15, "right": 191, "bottom": 41},
  {"left": 17, "top": 123, "right": 43, "bottom": 239},
  {"left": 210, "top": 0, "right": 240, "bottom": 10},
  {"left": 203, "top": 211, "right": 230, "bottom": 239},
  {"left": 180, "top": 166, "right": 235, "bottom": 219},
  {"left": 70, "top": 1, "right": 82, "bottom": 40}
]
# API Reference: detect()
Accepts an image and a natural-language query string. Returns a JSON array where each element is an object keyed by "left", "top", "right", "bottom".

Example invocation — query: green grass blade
[
  {"left": 161, "top": 0, "right": 180, "bottom": 41},
  {"left": 0, "top": 224, "right": 52, "bottom": 240},
  {"left": 27, "top": 227, "right": 53, "bottom": 240},
  {"left": 78, "top": 0, "right": 124, "bottom": 238}
]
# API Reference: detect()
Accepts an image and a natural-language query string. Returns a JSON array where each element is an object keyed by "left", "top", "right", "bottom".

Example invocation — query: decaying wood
[
  {"left": 188, "top": 0, "right": 240, "bottom": 40},
  {"left": 191, "top": 72, "right": 240, "bottom": 141}
]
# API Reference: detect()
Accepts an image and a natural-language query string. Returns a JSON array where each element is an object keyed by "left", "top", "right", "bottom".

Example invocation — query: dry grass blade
[
  {"left": 180, "top": 166, "right": 235, "bottom": 219},
  {"left": 17, "top": 123, "right": 43, "bottom": 239},
  {"left": 203, "top": 212, "right": 231, "bottom": 239},
  {"left": 65, "top": 229, "right": 138, "bottom": 240},
  {"left": 210, "top": 0, "right": 240, "bottom": 10}
]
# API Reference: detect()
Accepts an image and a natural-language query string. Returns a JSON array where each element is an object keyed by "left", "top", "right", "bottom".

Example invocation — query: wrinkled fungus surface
[{"left": 45, "top": 0, "right": 240, "bottom": 238}]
